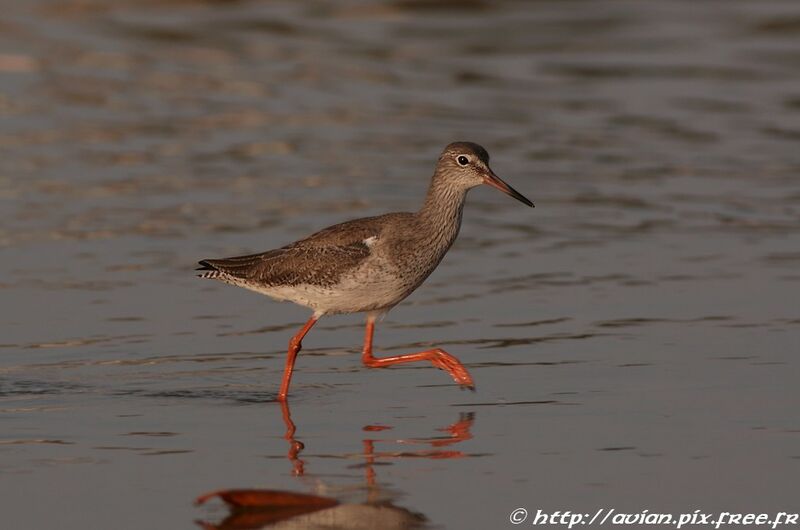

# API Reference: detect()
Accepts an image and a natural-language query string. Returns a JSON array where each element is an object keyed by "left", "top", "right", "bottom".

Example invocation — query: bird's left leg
[
  {"left": 361, "top": 315, "right": 475, "bottom": 389},
  {"left": 278, "top": 316, "right": 319, "bottom": 401}
]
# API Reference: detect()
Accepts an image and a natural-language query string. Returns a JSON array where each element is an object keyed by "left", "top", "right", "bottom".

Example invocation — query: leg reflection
[
  {"left": 196, "top": 403, "right": 477, "bottom": 530},
  {"left": 279, "top": 400, "right": 476, "bottom": 481},
  {"left": 280, "top": 399, "right": 305, "bottom": 476}
]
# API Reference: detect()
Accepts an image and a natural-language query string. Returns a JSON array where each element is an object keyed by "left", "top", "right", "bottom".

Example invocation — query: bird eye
[{"left": 456, "top": 155, "right": 470, "bottom": 166}]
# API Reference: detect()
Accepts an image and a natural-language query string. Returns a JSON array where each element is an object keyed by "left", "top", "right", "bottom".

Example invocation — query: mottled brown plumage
[
  {"left": 197, "top": 142, "right": 533, "bottom": 399},
  {"left": 198, "top": 213, "right": 406, "bottom": 289}
]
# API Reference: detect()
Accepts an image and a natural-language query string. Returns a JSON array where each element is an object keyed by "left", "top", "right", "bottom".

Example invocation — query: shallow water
[{"left": 1, "top": 1, "right": 799, "bottom": 529}]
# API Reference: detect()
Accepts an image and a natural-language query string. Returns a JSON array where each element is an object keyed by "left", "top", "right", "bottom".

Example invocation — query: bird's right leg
[
  {"left": 278, "top": 316, "right": 318, "bottom": 401},
  {"left": 361, "top": 315, "right": 475, "bottom": 389}
]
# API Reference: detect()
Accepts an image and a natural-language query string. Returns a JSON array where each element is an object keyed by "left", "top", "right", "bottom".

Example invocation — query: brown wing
[
  {"left": 197, "top": 213, "right": 411, "bottom": 287},
  {"left": 291, "top": 212, "right": 408, "bottom": 248}
]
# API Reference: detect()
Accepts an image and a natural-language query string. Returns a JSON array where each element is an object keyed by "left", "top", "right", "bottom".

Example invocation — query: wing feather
[{"left": 197, "top": 213, "right": 412, "bottom": 287}]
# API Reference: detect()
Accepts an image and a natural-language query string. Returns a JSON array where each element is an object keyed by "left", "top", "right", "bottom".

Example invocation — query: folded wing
[{"left": 197, "top": 213, "right": 410, "bottom": 287}]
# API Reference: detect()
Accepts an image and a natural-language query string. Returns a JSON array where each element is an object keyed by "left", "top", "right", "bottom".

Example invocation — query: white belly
[{"left": 242, "top": 258, "right": 412, "bottom": 316}]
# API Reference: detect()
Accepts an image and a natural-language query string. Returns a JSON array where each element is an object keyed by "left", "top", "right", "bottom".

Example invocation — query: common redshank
[{"left": 197, "top": 142, "right": 533, "bottom": 400}]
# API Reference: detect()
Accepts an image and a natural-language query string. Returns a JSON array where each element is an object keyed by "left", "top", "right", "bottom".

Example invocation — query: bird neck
[{"left": 416, "top": 175, "right": 467, "bottom": 245}]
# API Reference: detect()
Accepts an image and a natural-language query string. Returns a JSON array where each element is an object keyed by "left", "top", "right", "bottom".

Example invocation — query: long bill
[{"left": 483, "top": 170, "right": 534, "bottom": 207}]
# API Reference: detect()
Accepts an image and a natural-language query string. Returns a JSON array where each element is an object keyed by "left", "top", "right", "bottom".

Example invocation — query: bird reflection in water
[{"left": 196, "top": 400, "right": 476, "bottom": 530}]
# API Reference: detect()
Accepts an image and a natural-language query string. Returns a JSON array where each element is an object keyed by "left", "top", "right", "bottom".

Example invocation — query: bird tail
[{"left": 196, "top": 259, "right": 224, "bottom": 279}]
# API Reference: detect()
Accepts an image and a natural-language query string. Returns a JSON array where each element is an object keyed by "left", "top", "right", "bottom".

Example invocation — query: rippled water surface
[{"left": 2, "top": 1, "right": 799, "bottom": 529}]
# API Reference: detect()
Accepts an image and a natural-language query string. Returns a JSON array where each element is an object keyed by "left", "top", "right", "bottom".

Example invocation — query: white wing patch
[{"left": 363, "top": 236, "right": 378, "bottom": 247}]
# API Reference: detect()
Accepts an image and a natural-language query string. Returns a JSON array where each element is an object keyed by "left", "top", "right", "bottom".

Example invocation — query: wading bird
[{"left": 197, "top": 142, "right": 533, "bottom": 400}]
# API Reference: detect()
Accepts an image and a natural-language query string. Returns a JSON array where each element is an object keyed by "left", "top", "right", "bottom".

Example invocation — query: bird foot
[{"left": 426, "top": 348, "right": 475, "bottom": 390}]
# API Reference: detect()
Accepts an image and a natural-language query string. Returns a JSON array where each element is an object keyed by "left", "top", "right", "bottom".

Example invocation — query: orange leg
[
  {"left": 278, "top": 316, "right": 318, "bottom": 401},
  {"left": 361, "top": 315, "right": 475, "bottom": 389}
]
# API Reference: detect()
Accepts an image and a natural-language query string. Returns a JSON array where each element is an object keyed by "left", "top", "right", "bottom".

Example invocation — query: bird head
[{"left": 436, "top": 142, "right": 534, "bottom": 207}]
